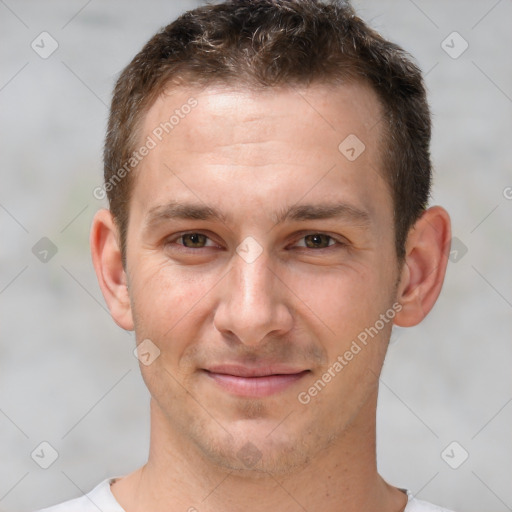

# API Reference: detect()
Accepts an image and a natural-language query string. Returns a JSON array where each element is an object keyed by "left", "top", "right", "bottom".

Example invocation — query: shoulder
[
  {"left": 34, "top": 478, "right": 125, "bottom": 512},
  {"left": 405, "top": 493, "right": 456, "bottom": 512}
]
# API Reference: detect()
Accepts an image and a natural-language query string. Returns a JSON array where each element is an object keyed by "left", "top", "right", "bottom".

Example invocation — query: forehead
[
  {"left": 141, "top": 81, "right": 383, "bottom": 159},
  {"left": 131, "top": 81, "right": 389, "bottom": 225}
]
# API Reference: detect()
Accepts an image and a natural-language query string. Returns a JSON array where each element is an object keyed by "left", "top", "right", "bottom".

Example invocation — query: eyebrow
[
  {"left": 272, "top": 203, "right": 371, "bottom": 226},
  {"left": 143, "top": 200, "right": 371, "bottom": 232},
  {"left": 144, "top": 201, "right": 228, "bottom": 232}
]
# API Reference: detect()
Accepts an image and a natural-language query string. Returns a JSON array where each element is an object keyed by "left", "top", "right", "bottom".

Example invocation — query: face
[{"left": 124, "top": 83, "right": 401, "bottom": 474}]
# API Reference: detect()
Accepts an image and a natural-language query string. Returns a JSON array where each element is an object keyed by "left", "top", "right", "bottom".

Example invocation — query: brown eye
[
  {"left": 180, "top": 233, "right": 208, "bottom": 248},
  {"left": 303, "top": 234, "right": 334, "bottom": 249}
]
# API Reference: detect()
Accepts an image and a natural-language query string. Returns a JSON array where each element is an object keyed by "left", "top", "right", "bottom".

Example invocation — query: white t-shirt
[{"left": 35, "top": 478, "right": 456, "bottom": 512}]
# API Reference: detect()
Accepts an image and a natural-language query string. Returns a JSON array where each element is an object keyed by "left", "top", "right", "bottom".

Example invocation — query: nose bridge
[
  {"left": 231, "top": 251, "right": 274, "bottom": 316},
  {"left": 213, "top": 250, "right": 292, "bottom": 345}
]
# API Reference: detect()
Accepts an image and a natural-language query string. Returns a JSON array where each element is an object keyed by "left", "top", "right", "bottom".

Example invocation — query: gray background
[{"left": 1, "top": 0, "right": 511, "bottom": 511}]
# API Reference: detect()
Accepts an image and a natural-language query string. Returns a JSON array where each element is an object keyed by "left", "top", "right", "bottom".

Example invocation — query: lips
[{"left": 203, "top": 365, "right": 309, "bottom": 398}]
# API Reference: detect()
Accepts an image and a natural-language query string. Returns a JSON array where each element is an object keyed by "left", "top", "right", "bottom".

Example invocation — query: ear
[
  {"left": 90, "top": 209, "right": 134, "bottom": 331},
  {"left": 394, "top": 206, "right": 451, "bottom": 327}
]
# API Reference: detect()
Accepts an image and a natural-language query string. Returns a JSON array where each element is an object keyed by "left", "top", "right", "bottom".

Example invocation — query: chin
[{"left": 189, "top": 419, "right": 319, "bottom": 477}]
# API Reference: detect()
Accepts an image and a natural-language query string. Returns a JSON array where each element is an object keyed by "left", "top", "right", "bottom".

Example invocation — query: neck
[{"left": 112, "top": 392, "right": 407, "bottom": 512}]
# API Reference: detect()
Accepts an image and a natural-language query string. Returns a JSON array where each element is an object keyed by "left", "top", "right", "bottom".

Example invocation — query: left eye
[{"left": 295, "top": 234, "right": 336, "bottom": 249}]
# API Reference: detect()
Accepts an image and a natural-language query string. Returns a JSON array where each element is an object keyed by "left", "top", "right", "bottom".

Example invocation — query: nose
[{"left": 213, "top": 250, "right": 294, "bottom": 347}]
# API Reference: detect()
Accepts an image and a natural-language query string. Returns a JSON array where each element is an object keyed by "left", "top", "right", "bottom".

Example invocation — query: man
[{"left": 38, "top": 0, "right": 454, "bottom": 510}]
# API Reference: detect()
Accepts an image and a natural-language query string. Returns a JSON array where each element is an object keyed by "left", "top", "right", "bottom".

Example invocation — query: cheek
[
  {"left": 130, "top": 263, "right": 220, "bottom": 396},
  {"left": 129, "top": 261, "right": 218, "bottom": 345},
  {"left": 288, "top": 263, "right": 391, "bottom": 340}
]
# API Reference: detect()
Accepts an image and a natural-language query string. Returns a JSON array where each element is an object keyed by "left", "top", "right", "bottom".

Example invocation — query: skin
[{"left": 91, "top": 82, "right": 451, "bottom": 512}]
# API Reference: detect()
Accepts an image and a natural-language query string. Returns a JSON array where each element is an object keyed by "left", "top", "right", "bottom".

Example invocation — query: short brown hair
[{"left": 104, "top": 0, "right": 431, "bottom": 263}]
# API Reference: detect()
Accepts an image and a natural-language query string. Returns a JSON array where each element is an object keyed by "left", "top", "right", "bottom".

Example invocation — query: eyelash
[{"left": 166, "top": 231, "right": 347, "bottom": 251}]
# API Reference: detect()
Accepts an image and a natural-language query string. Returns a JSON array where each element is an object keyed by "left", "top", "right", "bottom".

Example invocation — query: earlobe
[
  {"left": 394, "top": 206, "right": 451, "bottom": 327},
  {"left": 90, "top": 209, "right": 134, "bottom": 331}
]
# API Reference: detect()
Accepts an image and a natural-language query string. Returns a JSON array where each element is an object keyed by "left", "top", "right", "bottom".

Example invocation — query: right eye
[{"left": 176, "top": 233, "right": 211, "bottom": 248}]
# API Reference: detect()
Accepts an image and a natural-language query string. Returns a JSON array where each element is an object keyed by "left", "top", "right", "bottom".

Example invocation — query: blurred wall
[{"left": 0, "top": 1, "right": 511, "bottom": 510}]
